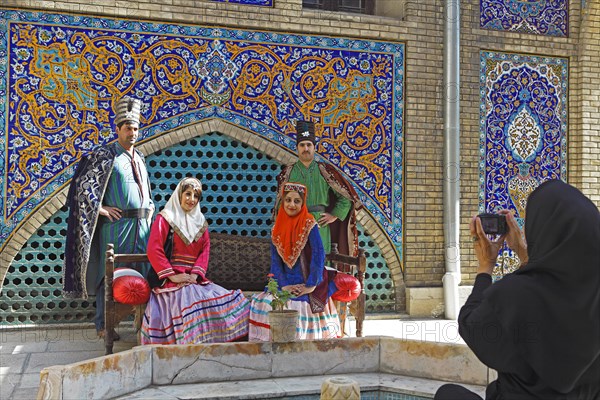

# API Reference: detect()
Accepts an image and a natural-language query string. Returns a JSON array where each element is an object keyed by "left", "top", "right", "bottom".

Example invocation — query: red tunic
[{"left": 147, "top": 214, "right": 211, "bottom": 292}]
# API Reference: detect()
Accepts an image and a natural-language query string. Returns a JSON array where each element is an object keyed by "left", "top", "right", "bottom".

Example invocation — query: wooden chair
[
  {"left": 326, "top": 243, "right": 367, "bottom": 338},
  {"left": 103, "top": 243, "right": 148, "bottom": 355}
]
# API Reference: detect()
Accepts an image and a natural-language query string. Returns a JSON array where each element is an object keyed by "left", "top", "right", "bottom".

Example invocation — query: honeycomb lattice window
[
  {"left": 0, "top": 132, "right": 395, "bottom": 326},
  {"left": 359, "top": 231, "right": 396, "bottom": 313},
  {"left": 149, "top": 134, "right": 279, "bottom": 236},
  {"left": 0, "top": 210, "right": 94, "bottom": 325}
]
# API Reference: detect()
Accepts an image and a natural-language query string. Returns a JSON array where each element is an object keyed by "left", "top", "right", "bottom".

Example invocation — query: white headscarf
[{"left": 159, "top": 177, "right": 207, "bottom": 245}]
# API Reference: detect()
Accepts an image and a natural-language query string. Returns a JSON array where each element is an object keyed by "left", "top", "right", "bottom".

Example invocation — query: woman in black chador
[{"left": 435, "top": 180, "right": 600, "bottom": 399}]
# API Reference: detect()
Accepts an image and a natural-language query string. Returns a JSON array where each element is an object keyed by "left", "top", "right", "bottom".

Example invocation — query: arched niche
[{"left": 0, "top": 118, "right": 405, "bottom": 311}]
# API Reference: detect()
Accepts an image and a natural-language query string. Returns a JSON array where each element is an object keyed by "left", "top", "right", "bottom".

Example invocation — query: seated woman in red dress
[{"left": 141, "top": 177, "right": 250, "bottom": 344}]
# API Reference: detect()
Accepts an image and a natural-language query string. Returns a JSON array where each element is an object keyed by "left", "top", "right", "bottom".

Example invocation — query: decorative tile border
[
  {"left": 0, "top": 9, "right": 405, "bottom": 260},
  {"left": 480, "top": 0, "right": 568, "bottom": 37}
]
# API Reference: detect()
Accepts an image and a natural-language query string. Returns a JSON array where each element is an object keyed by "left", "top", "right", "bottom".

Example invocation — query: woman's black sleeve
[{"left": 458, "top": 274, "right": 522, "bottom": 373}]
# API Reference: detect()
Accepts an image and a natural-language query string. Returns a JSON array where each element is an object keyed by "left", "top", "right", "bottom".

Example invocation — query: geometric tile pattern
[
  {"left": 480, "top": 0, "right": 568, "bottom": 37},
  {"left": 479, "top": 51, "right": 568, "bottom": 275},
  {"left": 0, "top": 9, "right": 405, "bottom": 262}
]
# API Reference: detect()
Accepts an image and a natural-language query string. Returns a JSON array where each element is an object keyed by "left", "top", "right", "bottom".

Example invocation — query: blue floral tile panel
[
  {"left": 0, "top": 9, "right": 405, "bottom": 262},
  {"left": 479, "top": 51, "right": 568, "bottom": 276},
  {"left": 480, "top": 0, "right": 568, "bottom": 37}
]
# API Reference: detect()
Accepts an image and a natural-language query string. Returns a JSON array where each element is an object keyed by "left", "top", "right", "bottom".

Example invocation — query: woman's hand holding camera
[
  {"left": 471, "top": 215, "right": 507, "bottom": 275},
  {"left": 471, "top": 210, "right": 528, "bottom": 275},
  {"left": 497, "top": 210, "right": 528, "bottom": 266}
]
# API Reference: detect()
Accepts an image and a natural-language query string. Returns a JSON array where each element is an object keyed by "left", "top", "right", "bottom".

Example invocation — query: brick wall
[
  {"left": 3, "top": 0, "right": 598, "bottom": 315},
  {"left": 572, "top": 1, "right": 600, "bottom": 204}
]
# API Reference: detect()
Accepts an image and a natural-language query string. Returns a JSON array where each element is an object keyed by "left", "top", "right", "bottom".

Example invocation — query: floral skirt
[
  {"left": 248, "top": 292, "right": 340, "bottom": 341},
  {"left": 141, "top": 282, "right": 250, "bottom": 345}
]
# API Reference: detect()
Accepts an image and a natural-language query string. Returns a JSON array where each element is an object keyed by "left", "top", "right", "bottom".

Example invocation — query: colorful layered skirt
[
  {"left": 141, "top": 282, "right": 250, "bottom": 345},
  {"left": 248, "top": 292, "right": 340, "bottom": 341}
]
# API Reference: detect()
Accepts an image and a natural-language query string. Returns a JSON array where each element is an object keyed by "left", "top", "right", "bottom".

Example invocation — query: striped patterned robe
[
  {"left": 96, "top": 143, "right": 154, "bottom": 287},
  {"left": 63, "top": 142, "right": 153, "bottom": 299},
  {"left": 141, "top": 215, "right": 250, "bottom": 344}
]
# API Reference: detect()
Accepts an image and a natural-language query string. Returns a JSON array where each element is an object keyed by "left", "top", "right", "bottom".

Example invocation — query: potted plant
[{"left": 266, "top": 274, "right": 298, "bottom": 342}]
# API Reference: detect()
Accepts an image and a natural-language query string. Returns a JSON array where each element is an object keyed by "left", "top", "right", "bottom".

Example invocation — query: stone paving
[{"left": 1, "top": 324, "right": 138, "bottom": 400}]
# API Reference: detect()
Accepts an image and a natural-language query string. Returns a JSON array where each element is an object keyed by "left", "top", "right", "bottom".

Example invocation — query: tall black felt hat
[{"left": 295, "top": 120, "right": 315, "bottom": 145}]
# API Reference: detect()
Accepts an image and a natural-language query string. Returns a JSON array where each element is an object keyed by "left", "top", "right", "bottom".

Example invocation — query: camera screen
[
  {"left": 478, "top": 213, "right": 507, "bottom": 235},
  {"left": 481, "top": 218, "right": 498, "bottom": 232}
]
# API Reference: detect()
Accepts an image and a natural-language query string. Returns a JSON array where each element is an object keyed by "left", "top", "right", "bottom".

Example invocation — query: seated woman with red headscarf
[
  {"left": 141, "top": 177, "right": 250, "bottom": 344},
  {"left": 249, "top": 182, "right": 341, "bottom": 340}
]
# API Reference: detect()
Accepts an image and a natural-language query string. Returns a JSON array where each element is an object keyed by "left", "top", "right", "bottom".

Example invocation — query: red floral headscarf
[{"left": 271, "top": 183, "right": 317, "bottom": 268}]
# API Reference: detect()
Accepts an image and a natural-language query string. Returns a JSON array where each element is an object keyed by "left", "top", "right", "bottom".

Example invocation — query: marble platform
[{"left": 36, "top": 337, "right": 490, "bottom": 399}]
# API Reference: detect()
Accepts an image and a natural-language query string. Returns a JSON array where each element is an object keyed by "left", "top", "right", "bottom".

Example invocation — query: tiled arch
[{"left": 0, "top": 118, "right": 405, "bottom": 311}]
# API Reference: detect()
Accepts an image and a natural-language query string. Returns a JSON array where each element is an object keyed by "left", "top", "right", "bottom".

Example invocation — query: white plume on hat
[{"left": 114, "top": 96, "right": 142, "bottom": 126}]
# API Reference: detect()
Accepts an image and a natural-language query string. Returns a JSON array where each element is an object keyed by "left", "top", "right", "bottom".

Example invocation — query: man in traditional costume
[
  {"left": 62, "top": 97, "right": 154, "bottom": 338},
  {"left": 275, "top": 120, "right": 361, "bottom": 258}
]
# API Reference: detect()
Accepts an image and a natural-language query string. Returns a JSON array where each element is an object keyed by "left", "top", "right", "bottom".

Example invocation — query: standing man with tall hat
[
  {"left": 275, "top": 120, "right": 361, "bottom": 258},
  {"left": 63, "top": 96, "right": 154, "bottom": 338}
]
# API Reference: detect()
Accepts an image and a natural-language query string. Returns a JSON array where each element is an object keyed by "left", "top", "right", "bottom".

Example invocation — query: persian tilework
[
  {"left": 480, "top": 51, "right": 567, "bottom": 276},
  {"left": 209, "top": 0, "right": 273, "bottom": 6},
  {"left": 0, "top": 9, "right": 405, "bottom": 261},
  {"left": 480, "top": 0, "right": 568, "bottom": 37}
]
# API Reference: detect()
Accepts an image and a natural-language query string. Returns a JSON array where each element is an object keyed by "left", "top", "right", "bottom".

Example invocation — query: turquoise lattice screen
[
  {"left": 0, "top": 132, "right": 395, "bottom": 325},
  {"left": 0, "top": 212, "right": 92, "bottom": 324}
]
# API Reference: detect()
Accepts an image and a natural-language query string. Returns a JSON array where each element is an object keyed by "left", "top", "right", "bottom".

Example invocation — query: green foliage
[{"left": 267, "top": 275, "right": 292, "bottom": 312}]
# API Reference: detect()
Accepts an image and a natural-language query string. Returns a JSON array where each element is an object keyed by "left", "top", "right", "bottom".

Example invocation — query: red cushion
[
  {"left": 332, "top": 273, "right": 361, "bottom": 302},
  {"left": 113, "top": 269, "right": 151, "bottom": 305}
]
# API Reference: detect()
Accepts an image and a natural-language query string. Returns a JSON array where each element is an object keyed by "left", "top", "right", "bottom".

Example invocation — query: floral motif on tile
[
  {"left": 480, "top": 0, "right": 568, "bottom": 37},
  {"left": 0, "top": 9, "right": 405, "bottom": 261},
  {"left": 210, "top": 0, "right": 272, "bottom": 6},
  {"left": 480, "top": 51, "right": 568, "bottom": 275}
]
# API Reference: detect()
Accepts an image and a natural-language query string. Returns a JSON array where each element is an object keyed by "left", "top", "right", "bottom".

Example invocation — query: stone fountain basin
[{"left": 37, "top": 337, "right": 490, "bottom": 399}]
